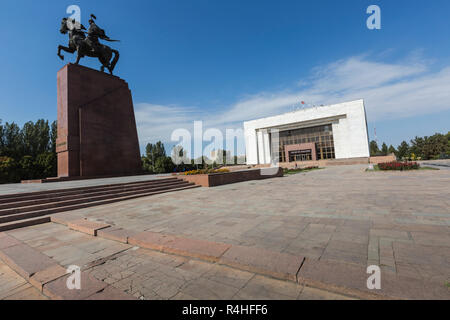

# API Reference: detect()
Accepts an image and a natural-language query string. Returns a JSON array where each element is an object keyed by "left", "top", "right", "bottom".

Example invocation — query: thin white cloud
[
  {"left": 135, "top": 103, "right": 200, "bottom": 145},
  {"left": 135, "top": 54, "right": 450, "bottom": 154}
]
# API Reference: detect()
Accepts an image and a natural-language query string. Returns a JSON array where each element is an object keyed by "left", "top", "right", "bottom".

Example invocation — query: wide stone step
[
  {"left": 0, "top": 179, "right": 188, "bottom": 212},
  {"left": 0, "top": 177, "right": 179, "bottom": 204},
  {"left": 0, "top": 184, "right": 200, "bottom": 231},
  {"left": 0, "top": 181, "right": 194, "bottom": 217},
  {"left": 0, "top": 215, "right": 52, "bottom": 232}
]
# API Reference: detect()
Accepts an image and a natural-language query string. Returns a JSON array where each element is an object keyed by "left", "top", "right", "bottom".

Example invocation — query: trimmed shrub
[
  {"left": 378, "top": 161, "right": 420, "bottom": 171},
  {"left": 183, "top": 168, "right": 230, "bottom": 175}
]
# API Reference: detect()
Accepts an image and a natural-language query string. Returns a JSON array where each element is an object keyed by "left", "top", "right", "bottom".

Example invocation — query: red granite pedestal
[{"left": 56, "top": 64, "right": 141, "bottom": 178}]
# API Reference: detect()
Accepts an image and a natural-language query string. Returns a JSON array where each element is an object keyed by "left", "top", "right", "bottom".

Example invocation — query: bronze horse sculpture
[{"left": 57, "top": 17, "right": 120, "bottom": 75}]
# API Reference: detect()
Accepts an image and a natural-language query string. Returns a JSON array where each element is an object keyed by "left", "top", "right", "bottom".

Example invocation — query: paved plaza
[{"left": 0, "top": 164, "right": 449, "bottom": 299}]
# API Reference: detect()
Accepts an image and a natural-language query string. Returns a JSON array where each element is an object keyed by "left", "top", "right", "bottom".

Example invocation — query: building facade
[{"left": 243, "top": 99, "right": 370, "bottom": 165}]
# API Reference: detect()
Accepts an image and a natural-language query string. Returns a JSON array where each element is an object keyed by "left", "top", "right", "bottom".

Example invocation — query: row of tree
[
  {"left": 0, "top": 119, "right": 57, "bottom": 183},
  {"left": 141, "top": 142, "right": 245, "bottom": 174},
  {"left": 369, "top": 131, "right": 450, "bottom": 160}
]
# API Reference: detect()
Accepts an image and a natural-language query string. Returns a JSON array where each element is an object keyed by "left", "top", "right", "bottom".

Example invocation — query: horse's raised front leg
[{"left": 57, "top": 45, "right": 74, "bottom": 61}]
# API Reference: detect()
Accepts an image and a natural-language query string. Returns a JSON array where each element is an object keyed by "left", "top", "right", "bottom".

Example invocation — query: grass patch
[
  {"left": 419, "top": 166, "right": 440, "bottom": 170},
  {"left": 283, "top": 166, "right": 322, "bottom": 175}
]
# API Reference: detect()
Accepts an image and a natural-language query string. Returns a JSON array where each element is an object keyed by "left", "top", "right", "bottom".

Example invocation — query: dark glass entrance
[
  {"left": 289, "top": 149, "right": 312, "bottom": 162},
  {"left": 276, "top": 124, "right": 336, "bottom": 162}
]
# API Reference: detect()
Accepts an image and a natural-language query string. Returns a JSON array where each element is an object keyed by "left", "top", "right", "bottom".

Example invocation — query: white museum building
[{"left": 244, "top": 99, "right": 370, "bottom": 165}]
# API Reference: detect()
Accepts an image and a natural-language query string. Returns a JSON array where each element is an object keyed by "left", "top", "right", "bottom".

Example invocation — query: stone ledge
[
  {"left": 178, "top": 167, "right": 284, "bottom": 187},
  {"left": 68, "top": 219, "right": 110, "bottom": 236},
  {"left": 162, "top": 237, "right": 231, "bottom": 263},
  {"left": 219, "top": 245, "right": 304, "bottom": 281},
  {"left": 50, "top": 213, "right": 84, "bottom": 226},
  {"left": 128, "top": 231, "right": 177, "bottom": 251},
  {"left": 128, "top": 231, "right": 230, "bottom": 262},
  {"left": 97, "top": 227, "right": 137, "bottom": 244},
  {"left": 29, "top": 264, "right": 68, "bottom": 292},
  {"left": 127, "top": 230, "right": 303, "bottom": 281}
]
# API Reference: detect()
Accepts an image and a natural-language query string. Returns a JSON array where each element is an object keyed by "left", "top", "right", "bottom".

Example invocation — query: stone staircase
[{"left": 0, "top": 177, "right": 199, "bottom": 232}]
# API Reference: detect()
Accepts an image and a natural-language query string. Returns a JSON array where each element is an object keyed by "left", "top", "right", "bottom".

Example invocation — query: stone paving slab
[
  {"left": 0, "top": 243, "right": 58, "bottom": 280},
  {"left": 297, "top": 258, "right": 450, "bottom": 300},
  {"left": 297, "top": 258, "right": 381, "bottom": 299},
  {"left": 0, "top": 260, "right": 47, "bottom": 300},
  {"left": 0, "top": 233, "right": 22, "bottom": 249},
  {"left": 2, "top": 284, "right": 48, "bottom": 300},
  {"left": 86, "top": 285, "right": 137, "bottom": 300},
  {"left": 298, "top": 286, "right": 356, "bottom": 300},
  {"left": 43, "top": 271, "right": 108, "bottom": 300}
]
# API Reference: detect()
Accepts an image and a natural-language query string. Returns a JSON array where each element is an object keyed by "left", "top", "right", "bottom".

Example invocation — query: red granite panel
[{"left": 56, "top": 64, "right": 141, "bottom": 178}]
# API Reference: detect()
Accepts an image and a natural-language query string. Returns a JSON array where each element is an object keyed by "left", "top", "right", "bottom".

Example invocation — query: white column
[
  {"left": 257, "top": 130, "right": 265, "bottom": 164},
  {"left": 262, "top": 130, "right": 271, "bottom": 164}
]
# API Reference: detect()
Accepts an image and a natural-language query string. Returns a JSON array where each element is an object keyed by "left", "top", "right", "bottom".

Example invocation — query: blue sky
[{"left": 1, "top": 0, "right": 449, "bottom": 156}]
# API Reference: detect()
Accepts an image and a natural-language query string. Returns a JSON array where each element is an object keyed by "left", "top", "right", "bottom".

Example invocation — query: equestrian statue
[{"left": 57, "top": 14, "right": 120, "bottom": 75}]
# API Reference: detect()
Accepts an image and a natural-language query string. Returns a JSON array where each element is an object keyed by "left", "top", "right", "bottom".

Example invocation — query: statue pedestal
[{"left": 56, "top": 63, "right": 141, "bottom": 177}]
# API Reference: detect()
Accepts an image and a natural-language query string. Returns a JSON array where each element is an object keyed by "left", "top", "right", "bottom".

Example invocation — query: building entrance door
[{"left": 288, "top": 149, "right": 312, "bottom": 162}]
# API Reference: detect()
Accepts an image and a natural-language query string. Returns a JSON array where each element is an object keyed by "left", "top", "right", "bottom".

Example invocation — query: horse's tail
[{"left": 110, "top": 49, "right": 120, "bottom": 73}]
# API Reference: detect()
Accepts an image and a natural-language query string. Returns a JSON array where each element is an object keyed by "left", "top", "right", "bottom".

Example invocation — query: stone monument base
[{"left": 56, "top": 64, "right": 141, "bottom": 178}]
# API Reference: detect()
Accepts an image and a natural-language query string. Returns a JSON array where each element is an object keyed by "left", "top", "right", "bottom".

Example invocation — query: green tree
[
  {"left": 381, "top": 143, "right": 388, "bottom": 156},
  {"left": 35, "top": 152, "right": 57, "bottom": 178},
  {"left": 22, "top": 120, "right": 51, "bottom": 158},
  {"left": 388, "top": 145, "right": 396, "bottom": 155},
  {"left": 154, "top": 156, "right": 174, "bottom": 174},
  {"left": 446, "top": 132, "right": 450, "bottom": 157},
  {"left": 19, "top": 155, "right": 35, "bottom": 180},
  {"left": 3, "top": 122, "right": 23, "bottom": 159},
  {"left": 422, "top": 133, "right": 447, "bottom": 160},
  {"left": 142, "top": 141, "right": 179, "bottom": 173},
  {"left": 369, "top": 140, "right": 380, "bottom": 156},
  {"left": 409, "top": 136, "right": 425, "bottom": 159},
  {"left": 50, "top": 121, "right": 57, "bottom": 153},
  {"left": 0, "top": 156, "right": 20, "bottom": 183},
  {"left": 142, "top": 156, "right": 153, "bottom": 174},
  {"left": 145, "top": 141, "right": 166, "bottom": 169},
  {"left": 0, "top": 119, "right": 4, "bottom": 155},
  {"left": 397, "top": 141, "right": 409, "bottom": 159}
]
